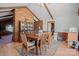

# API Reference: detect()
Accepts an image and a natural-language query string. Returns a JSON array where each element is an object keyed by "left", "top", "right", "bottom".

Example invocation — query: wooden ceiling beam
[
  {"left": 25, "top": 6, "right": 40, "bottom": 21},
  {"left": 43, "top": 3, "right": 53, "bottom": 20},
  {"left": 0, "top": 14, "right": 13, "bottom": 18},
  {"left": 0, "top": 16, "right": 13, "bottom": 19}
]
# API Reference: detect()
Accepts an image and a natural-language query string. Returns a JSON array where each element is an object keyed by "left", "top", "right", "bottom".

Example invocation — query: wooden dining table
[{"left": 26, "top": 33, "right": 41, "bottom": 55}]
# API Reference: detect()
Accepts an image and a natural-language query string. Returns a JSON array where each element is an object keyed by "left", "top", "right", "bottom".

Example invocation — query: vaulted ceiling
[
  {"left": 0, "top": 3, "right": 79, "bottom": 22},
  {"left": 0, "top": 3, "right": 79, "bottom": 31},
  {"left": 0, "top": 3, "right": 53, "bottom": 21},
  {"left": 0, "top": 3, "right": 79, "bottom": 20}
]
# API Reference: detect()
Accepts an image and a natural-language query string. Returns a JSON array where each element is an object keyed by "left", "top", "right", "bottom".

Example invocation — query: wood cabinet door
[{"left": 68, "top": 32, "right": 78, "bottom": 41}]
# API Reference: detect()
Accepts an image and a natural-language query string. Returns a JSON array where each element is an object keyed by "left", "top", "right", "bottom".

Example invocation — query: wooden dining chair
[
  {"left": 46, "top": 32, "right": 52, "bottom": 47},
  {"left": 39, "top": 32, "right": 52, "bottom": 55},
  {"left": 20, "top": 32, "right": 36, "bottom": 55},
  {"left": 39, "top": 33, "right": 48, "bottom": 53},
  {"left": 42, "top": 32, "right": 52, "bottom": 48}
]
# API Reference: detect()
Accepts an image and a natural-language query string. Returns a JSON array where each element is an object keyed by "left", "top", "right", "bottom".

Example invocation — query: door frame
[{"left": 47, "top": 21, "right": 55, "bottom": 35}]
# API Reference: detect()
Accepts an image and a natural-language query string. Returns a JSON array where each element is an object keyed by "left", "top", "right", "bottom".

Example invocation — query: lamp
[
  {"left": 6, "top": 24, "right": 13, "bottom": 32},
  {"left": 38, "top": 26, "right": 43, "bottom": 36}
]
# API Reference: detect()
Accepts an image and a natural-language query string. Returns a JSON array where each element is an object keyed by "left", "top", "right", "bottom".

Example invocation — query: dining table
[{"left": 26, "top": 33, "right": 41, "bottom": 55}]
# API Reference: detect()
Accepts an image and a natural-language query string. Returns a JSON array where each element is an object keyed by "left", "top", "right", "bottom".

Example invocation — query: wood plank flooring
[
  {"left": 54, "top": 42, "right": 79, "bottom": 56},
  {"left": 0, "top": 42, "right": 22, "bottom": 56},
  {"left": 0, "top": 42, "right": 79, "bottom": 56}
]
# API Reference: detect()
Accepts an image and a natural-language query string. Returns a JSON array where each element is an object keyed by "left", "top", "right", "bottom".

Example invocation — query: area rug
[{"left": 15, "top": 38, "right": 61, "bottom": 56}]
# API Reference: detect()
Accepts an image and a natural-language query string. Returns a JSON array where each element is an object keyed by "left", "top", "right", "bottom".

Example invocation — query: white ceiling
[{"left": 0, "top": 3, "right": 79, "bottom": 21}]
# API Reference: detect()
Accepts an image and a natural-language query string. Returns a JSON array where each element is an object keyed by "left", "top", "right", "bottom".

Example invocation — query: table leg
[{"left": 36, "top": 40, "right": 39, "bottom": 55}]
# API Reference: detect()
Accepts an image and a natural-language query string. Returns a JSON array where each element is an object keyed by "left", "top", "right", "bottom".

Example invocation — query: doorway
[
  {"left": 51, "top": 22, "right": 55, "bottom": 35},
  {"left": 47, "top": 21, "right": 55, "bottom": 35}
]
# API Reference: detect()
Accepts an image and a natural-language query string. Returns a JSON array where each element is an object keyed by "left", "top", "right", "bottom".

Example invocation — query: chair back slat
[
  {"left": 40, "top": 33, "right": 47, "bottom": 45},
  {"left": 41, "top": 32, "right": 52, "bottom": 45},
  {"left": 20, "top": 33, "right": 27, "bottom": 46}
]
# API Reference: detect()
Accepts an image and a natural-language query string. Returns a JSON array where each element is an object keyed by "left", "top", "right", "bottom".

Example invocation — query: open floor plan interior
[{"left": 0, "top": 3, "right": 79, "bottom": 56}]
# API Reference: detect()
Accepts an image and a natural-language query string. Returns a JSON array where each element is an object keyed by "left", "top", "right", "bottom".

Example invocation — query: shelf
[{"left": 20, "top": 21, "right": 34, "bottom": 33}]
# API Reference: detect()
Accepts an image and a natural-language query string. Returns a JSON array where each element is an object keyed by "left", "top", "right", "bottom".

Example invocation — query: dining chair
[
  {"left": 42, "top": 32, "right": 52, "bottom": 48},
  {"left": 20, "top": 32, "right": 36, "bottom": 55},
  {"left": 46, "top": 32, "right": 52, "bottom": 47},
  {"left": 39, "top": 32, "right": 52, "bottom": 55},
  {"left": 39, "top": 33, "right": 48, "bottom": 54}
]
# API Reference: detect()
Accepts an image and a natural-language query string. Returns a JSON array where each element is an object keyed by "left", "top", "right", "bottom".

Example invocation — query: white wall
[{"left": 47, "top": 3, "right": 79, "bottom": 32}]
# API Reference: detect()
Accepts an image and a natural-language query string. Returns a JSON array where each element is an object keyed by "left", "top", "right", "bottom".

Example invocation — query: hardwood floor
[
  {"left": 0, "top": 41, "right": 78, "bottom": 56},
  {"left": 0, "top": 42, "right": 22, "bottom": 56},
  {"left": 54, "top": 42, "right": 79, "bottom": 56}
]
